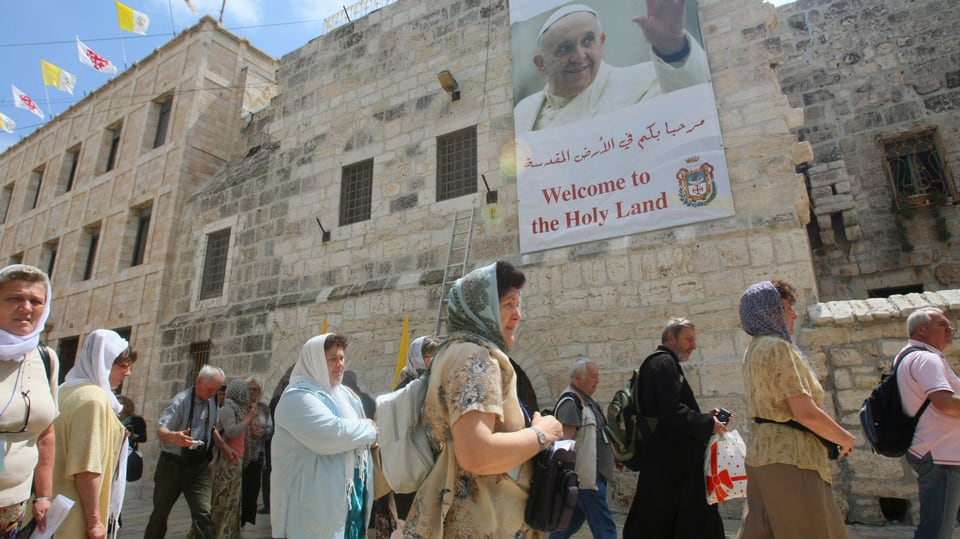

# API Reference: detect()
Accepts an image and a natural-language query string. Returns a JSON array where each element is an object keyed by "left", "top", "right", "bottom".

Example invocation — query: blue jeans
[
  {"left": 906, "top": 452, "right": 960, "bottom": 539},
  {"left": 548, "top": 478, "right": 617, "bottom": 539}
]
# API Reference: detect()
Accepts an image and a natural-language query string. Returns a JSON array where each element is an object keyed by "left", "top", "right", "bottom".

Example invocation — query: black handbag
[
  {"left": 127, "top": 447, "right": 144, "bottom": 481},
  {"left": 754, "top": 417, "right": 840, "bottom": 460},
  {"left": 524, "top": 445, "right": 579, "bottom": 531}
]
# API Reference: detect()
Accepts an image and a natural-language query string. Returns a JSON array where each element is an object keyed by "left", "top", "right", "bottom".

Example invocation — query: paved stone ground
[{"left": 117, "top": 478, "right": 924, "bottom": 538}]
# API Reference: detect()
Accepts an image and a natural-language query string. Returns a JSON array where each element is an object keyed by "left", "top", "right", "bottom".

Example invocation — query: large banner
[{"left": 511, "top": 0, "right": 734, "bottom": 253}]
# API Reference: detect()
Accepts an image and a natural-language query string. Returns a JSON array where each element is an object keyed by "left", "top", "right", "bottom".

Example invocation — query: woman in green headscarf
[{"left": 404, "top": 261, "right": 563, "bottom": 538}]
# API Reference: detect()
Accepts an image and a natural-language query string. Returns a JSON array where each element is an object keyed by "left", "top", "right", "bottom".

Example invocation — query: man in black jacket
[{"left": 623, "top": 318, "right": 727, "bottom": 538}]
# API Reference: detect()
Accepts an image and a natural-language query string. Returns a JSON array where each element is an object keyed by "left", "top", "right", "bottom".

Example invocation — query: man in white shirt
[
  {"left": 897, "top": 307, "right": 959, "bottom": 539},
  {"left": 514, "top": 1, "right": 710, "bottom": 132}
]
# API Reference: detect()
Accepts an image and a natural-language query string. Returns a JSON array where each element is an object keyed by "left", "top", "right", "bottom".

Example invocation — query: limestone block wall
[
  {"left": 143, "top": 0, "right": 828, "bottom": 518},
  {"left": 802, "top": 290, "right": 959, "bottom": 524},
  {"left": 772, "top": 0, "right": 960, "bottom": 300}
]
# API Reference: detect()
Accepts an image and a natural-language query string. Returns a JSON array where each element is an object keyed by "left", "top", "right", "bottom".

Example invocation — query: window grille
[
  {"left": 199, "top": 229, "right": 230, "bottom": 300},
  {"left": 64, "top": 145, "right": 80, "bottom": 193},
  {"left": 190, "top": 341, "right": 212, "bottom": 383},
  {"left": 0, "top": 184, "right": 13, "bottom": 224},
  {"left": 882, "top": 129, "right": 955, "bottom": 208},
  {"left": 340, "top": 159, "right": 373, "bottom": 225},
  {"left": 436, "top": 126, "right": 477, "bottom": 201}
]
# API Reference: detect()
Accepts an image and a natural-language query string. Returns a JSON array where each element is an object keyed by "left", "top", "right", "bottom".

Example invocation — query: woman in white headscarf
[
  {"left": 271, "top": 333, "right": 377, "bottom": 539},
  {"left": 395, "top": 336, "right": 440, "bottom": 391},
  {"left": 0, "top": 265, "right": 58, "bottom": 537},
  {"left": 53, "top": 329, "right": 135, "bottom": 539}
]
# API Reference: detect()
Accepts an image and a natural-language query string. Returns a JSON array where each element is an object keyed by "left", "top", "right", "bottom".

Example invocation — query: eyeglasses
[{"left": 0, "top": 390, "right": 31, "bottom": 434}]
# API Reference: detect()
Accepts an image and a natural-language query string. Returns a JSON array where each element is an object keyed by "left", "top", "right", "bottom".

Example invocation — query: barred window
[
  {"left": 105, "top": 123, "right": 122, "bottom": 172},
  {"left": 199, "top": 228, "right": 230, "bottom": 300},
  {"left": 25, "top": 165, "right": 45, "bottom": 211},
  {"left": 436, "top": 126, "right": 477, "bottom": 201},
  {"left": 190, "top": 341, "right": 212, "bottom": 383},
  {"left": 43, "top": 239, "right": 58, "bottom": 278},
  {"left": 882, "top": 129, "right": 955, "bottom": 208},
  {"left": 0, "top": 183, "right": 14, "bottom": 224},
  {"left": 340, "top": 159, "right": 373, "bottom": 226},
  {"left": 131, "top": 207, "right": 151, "bottom": 266},
  {"left": 57, "top": 336, "right": 79, "bottom": 384}
]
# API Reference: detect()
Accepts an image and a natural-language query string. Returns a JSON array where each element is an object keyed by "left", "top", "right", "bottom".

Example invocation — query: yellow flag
[
  {"left": 391, "top": 316, "right": 410, "bottom": 389},
  {"left": 116, "top": 1, "right": 150, "bottom": 34},
  {"left": 40, "top": 60, "right": 76, "bottom": 94},
  {"left": 0, "top": 112, "right": 15, "bottom": 134}
]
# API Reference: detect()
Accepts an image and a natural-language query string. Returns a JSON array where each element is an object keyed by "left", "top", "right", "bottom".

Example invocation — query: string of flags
[{"left": 2, "top": 0, "right": 198, "bottom": 134}]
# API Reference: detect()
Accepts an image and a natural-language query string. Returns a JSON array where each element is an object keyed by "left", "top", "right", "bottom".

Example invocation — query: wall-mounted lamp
[
  {"left": 316, "top": 217, "right": 331, "bottom": 242},
  {"left": 437, "top": 70, "right": 460, "bottom": 101},
  {"left": 481, "top": 174, "right": 497, "bottom": 204}
]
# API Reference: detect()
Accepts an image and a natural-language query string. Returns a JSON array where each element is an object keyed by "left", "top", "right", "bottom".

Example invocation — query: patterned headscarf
[
  {"left": 62, "top": 329, "right": 128, "bottom": 413},
  {"left": 223, "top": 378, "right": 250, "bottom": 420},
  {"left": 0, "top": 264, "right": 53, "bottom": 362},
  {"left": 739, "top": 281, "right": 793, "bottom": 342},
  {"left": 739, "top": 281, "right": 815, "bottom": 374},
  {"left": 447, "top": 262, "right": 510, "bottom": 353}
]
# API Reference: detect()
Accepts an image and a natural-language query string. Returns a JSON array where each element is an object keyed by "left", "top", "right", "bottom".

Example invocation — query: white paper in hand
[{"left": 30, "top": 494, "right": 74, "bottom": 539}]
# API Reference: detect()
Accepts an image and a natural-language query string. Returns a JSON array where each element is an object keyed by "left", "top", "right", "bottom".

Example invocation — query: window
[
  {"left": 339, "top": 159, "right": 373, "bottom": 225},
  {"left": 190, "top": 341, "right": 212, "bottom": 383},
  {"left": 153, "top": 96, "right": 173, "bottom": 148},
  {"left": 8, "top": 253, "right": 23, "bottom": 265},
  {"left": 104, "top": 123, "right": 122, "bottom": 172},
  {"left": 882, "top": 129, "right": 956, "bottom": 208},
  {"left": 131, "top": 206, "right": 151, "bottom": 266},
  {"left": 62, "top": 145, "right": 81, "bottom": 193},
  {"left": 57, "top": 337, "right": 79, "bottom": 385},
  {"left": 199, "top": 228, "right": 230, "bottom": 299},
  {"left": 81, "top": 225, "right": 101, "bottom": 281},
  {"left": 436, "top": 126, "right": 477, "bottom": 201},
  {"left": 42, "top": 240, "right": 58, "bottom": 278},
  {"left": 25, "top": 165, "right": 45, "bottom": 211},
  {"left": 0, "top": 183, "right": 13, "bottom": 224}
]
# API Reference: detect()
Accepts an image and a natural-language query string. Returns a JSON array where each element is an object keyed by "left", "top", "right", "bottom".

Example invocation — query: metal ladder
[{"left": 435, "top": 208, "right": 476, "bottom": 336}]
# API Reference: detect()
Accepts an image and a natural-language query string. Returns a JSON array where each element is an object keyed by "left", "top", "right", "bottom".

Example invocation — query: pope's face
[{"left": 534, "top": 12, "right": 605, "bottom": 99}]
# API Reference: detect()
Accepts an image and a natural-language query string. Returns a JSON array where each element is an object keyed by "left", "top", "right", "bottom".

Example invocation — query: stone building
[
  {"left": 772, "top": 0, "right": 960, "bottom": 300},
  {"left": 0, "top": 17, "right": 277, "bottom": 402},
  {"left": 152, "top": 0, "right": 816, "bottom": 518}
]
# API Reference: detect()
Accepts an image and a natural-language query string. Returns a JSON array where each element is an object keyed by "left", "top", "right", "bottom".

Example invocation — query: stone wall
[
  {"left": 803, "top": 291, "right": 959, "bottom": 524},
  {"left": 772, "top": 0, "right": 960, "bottom": 300}
]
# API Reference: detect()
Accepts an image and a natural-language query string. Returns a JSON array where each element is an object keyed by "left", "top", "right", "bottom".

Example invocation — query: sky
[{"left": 0, "top": 0, "right": 795, "bottom": 154}]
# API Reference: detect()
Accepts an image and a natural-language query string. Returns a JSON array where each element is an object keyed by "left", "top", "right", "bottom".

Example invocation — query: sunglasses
[{"left": 0, "top": 390, "right": 30, "bottom": 434}]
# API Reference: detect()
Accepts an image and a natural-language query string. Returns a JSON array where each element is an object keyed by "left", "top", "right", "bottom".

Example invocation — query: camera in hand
[{"left": 717, "top": 408, "right": 732, "bottom": 425}]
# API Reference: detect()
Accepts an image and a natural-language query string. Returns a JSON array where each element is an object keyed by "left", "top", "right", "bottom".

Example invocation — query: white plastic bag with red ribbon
[{"left": 704, "top": 430, "right": 747, "bottom": 505}]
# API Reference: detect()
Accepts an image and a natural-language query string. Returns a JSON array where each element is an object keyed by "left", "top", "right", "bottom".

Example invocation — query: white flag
[
  {"left": 77, "top": 37, "right": 118, "bottom": 74},
  {"left": 11, "top": 85, "right": 44, "bottom": 120},
  {"left": 0, "top": 112, "right": 15, "bottom": 133}
]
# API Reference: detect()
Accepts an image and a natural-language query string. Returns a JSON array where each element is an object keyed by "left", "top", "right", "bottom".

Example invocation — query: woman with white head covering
[
  {"left": 0, "top": 264, "right": 59, "bottom": 536},
  {"left": 53, "top": 329, "right": 135, "bottom": 538},
  {"left": 271, "top": 333, "right": 377, "bottom": 538},
  {"left": 395, "top": 336, "right": 440, "bottom": 391}
]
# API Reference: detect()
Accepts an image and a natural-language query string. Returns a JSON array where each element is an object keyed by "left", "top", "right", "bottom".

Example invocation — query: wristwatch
[{"left": 530, "top": 426, "right": 547, "bottom": 451}]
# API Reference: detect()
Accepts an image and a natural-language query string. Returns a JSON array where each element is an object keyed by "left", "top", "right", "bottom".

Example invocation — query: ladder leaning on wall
[{"left": 435, "top": 208, "right": 476, "bottom": 336}]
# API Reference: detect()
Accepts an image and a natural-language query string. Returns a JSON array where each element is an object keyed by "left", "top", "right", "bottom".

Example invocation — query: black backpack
[
  {"left": 859, "top": 346, "right": 930, "bottom": 457},
  {"left": 524, "top": 444, "right": 579, "bottom": 532}
]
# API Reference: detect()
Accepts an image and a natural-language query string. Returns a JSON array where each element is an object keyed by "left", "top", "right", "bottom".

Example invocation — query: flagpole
[
  {"left": 120, "top": 34, "right": 128, "bottom": 70},
  {"left": 167, "top": 0, "right": 177, "bottom": 35},
  {"left": 42, "top": 85, "right": 52, "bottom": 118}
]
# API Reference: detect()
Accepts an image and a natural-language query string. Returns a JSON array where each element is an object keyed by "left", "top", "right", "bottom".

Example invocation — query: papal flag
[
  {"left": 116, "top": 1, "right": 150, "bottom": 34},
  {"left": 40, "top": 60, "right": 76, "bottom": 94},
  {"left": 11, "top": 85, "right": 44, "bottom": 120},
  {"left": 0, "top": 112, "right": 15, "bottom": 133},
  {"left": 77, "top": 37, "right": 118, "bottom": 74}
]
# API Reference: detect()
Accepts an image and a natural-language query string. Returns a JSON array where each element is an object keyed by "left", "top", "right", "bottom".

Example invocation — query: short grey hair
[
  {"left": 661, "top": 318, "right": 696, "bottom": 344},
  {"left": 570, "top": 357, "right": 597, "bottom": 379},
  {"left": 197, "top": 365, "right": 225, "bottom": 383},
  {"left": 0, "top": 264, "right": 49, "bottom": 289},
  {"left": 907, "top": 308, "right": 944, "bottom": 337}
]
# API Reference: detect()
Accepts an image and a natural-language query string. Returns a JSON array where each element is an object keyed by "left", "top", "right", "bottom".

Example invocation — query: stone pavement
[{"left": 117, "top": 478, "right": 923, "bottom": 538}]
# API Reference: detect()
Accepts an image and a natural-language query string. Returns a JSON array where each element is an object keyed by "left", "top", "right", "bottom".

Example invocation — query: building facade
[
  {"left": 0, "top": 17, "right": 277, "bottom": 402},
  {"left": 773, "top": 0, "right": 960, "bottom": 300}
]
